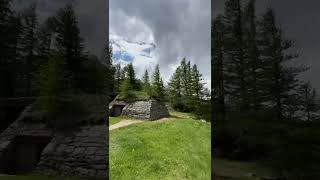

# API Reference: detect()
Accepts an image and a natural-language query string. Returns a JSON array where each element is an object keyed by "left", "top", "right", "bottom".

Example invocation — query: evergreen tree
[
  {"left": 191, "top": 64, "right": 204, "bottom": 100},
  {"left": 212, "top": 15, "right": 226, "bottom": 120},
  {"left": 142, "top": 69, "right": 151, "bottom": 93},
  {"left": 126, "top": 63, "right": 136, "bottom": 89},
  {"left": 243, "top": 0, "right": 262, "bottom": 109},
  {"left": 297, "top": 82, "right": 319, "bottom": 121},
  {"left": 37, "top": 17, "right": 55, "bottom": 65},
  {"left": 52, "top": 3, "right": 84, "bottom": 91},
  {"left": 152, "top": 64, "right": 165, "bottom": 101},
  {"left": 0, "top": 0, "right": 19, "bottom": 97},
  {"left": 168, "top": 66, "right": 183, "bottom": 110},
  {"left": 107, "top": 45, "right": 114, "bottom": 94},
  {"left": 19, "top": 3, "right": 38, "bottom": 96},
  {"left": 114, "top": 63, "right": 122, "bottom": 92},
  {"left": 223, "top": 0, "right": 247, "bottom": 110},
  {"left": 119, "top": 77, "right": 134, "bottom": 101},
  {"left": 259, "top": 9, "right": 305, "bottom": 120}
]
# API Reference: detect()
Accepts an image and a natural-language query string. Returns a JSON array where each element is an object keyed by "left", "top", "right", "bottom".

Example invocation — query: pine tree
[
  {"left": 0, "top": 0, "right": 18, "bottom": 97},
  {"left": 168, "top": 66, "right": 183, "bottom": 110},
  {"left": 114, "top": 63, "right": 122, "bottom": 92},
  {"left": 142, "top": 69, "right": 151, "bottom": 93},
  {"left": 37, "top": 17, "right": 55, "bottom": 65},
  {"left": 19, "top": 3, "right": 39, "bottom": 96},
  {"left": 243, "top": 0, "right": 262, "bottom": 109},
  {"left": 297, "top": 82, "right": 319, "bottom": 121},
  {"left": 223, "top": 0, "right": 247, "bottom": 110},
  {"left": 191, "top": 64, "right": 204, "bottom": 100},
  {"left": 152, "top": 64, "right": 165, "bottom": 101},
  {"left": 107, "top": 45, "right": 114, "bottom": 94},
  {"left": 259, "top": 9, "right": 306, "bottom": 120},
  {"left": 212, "top": 15, "right": 226, "bottom": 120},
  {"left": 126, "top": 63, "right": 136, "bottom": 89},
  {"left": 52, "top": 3, "right": 84, "bottom": 91}
]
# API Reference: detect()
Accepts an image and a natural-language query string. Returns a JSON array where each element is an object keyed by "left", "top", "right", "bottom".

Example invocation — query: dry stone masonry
[
  {"left": 37, "top": 125, "right": 107, "bottom": 178},
  {"left": 0, "top": 105, "right": 107, "bottom": 179},
  {"left": 122, "top": 100, "right": 169, "bottom": 120}
]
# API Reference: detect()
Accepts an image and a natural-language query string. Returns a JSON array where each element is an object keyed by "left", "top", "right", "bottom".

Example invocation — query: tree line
[
  {"left": 0, "top": 1, "right": 111, "bottom": 129},
  {"left": 109, "top": 51, "right": 211, "bottom": 120},
  {"left": 213, "top": 0, "right": 318, "bottom": 121},
  {"left": 213, "top": 0, "right": 320, "bottom": 179}
]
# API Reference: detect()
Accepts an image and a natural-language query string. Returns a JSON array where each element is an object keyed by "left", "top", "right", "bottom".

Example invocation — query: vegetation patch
[{"left": 110, "top": 114, "right": 211, "bottom": 180}]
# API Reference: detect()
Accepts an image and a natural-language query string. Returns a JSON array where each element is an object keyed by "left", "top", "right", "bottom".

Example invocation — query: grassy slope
[
  {"left": 110, "top": 113, "right": 211, "bottom": 180},
  {"left": 109, "top": 116, "right": 124, "bottom": 125}
]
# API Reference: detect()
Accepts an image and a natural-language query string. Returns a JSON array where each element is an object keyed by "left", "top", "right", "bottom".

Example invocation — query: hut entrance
[
  {"left": 0, "top": 135, "right": 52, "bottom": 175},
  {"left": 111, "top": 105, "right": 126, "bottom": 117}
]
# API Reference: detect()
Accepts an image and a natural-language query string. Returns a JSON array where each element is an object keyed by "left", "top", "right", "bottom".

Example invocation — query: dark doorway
[
  {"left": 0, "top": 106, "right": 25, "bottom": 134},
  {"left": 111, "top": 105, "right": 125, "bottom": 117},
  {"left": 0, "top": 135, "right": 52, "bottom": 175}
]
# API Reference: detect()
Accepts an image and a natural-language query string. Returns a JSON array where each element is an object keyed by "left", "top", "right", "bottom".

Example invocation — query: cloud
[{"left": 110, "top": 0, "right": 211, "bottom": 88}]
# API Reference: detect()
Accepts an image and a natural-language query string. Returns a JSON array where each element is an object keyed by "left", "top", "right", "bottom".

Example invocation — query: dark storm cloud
[
  {"left": 13, "top": 0, "right": 107, "bottom": 58},
  {"left": 110, "top": 0, "right": 211, "bottom": 87},
  {"left": 213, "top": 0, "right": 320, "bottom": 91}
]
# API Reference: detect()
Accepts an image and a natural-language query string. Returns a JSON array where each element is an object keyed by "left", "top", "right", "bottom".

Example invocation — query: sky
[
  {"left": 12, "top": 0, "right": 107, "bottom": 59},
  {"left": 213, "top": 0, "right": 320, "bottom": 91},
  {"left": 110, "top": 0, "right": 211, "bottom": 88}
]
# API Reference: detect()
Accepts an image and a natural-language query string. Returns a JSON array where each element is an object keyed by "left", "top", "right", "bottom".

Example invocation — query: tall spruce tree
[
  {"left": 297, "top": 82, "right": 319, "bottom": 121},
  {"left": 114, "top": 63, "right": 122, "bottom": 92},
  {"left": 168, "top": 66, "right": 183, "bottom": 110},
  {"left": 152, "top": 64, "right": 165, "bottom": 101},
  {"left": 259, "top": 9, "right": 305, "bottom": 120},
  {"left": 191, "top": 64, "right": 204, "bottom": 101},
  {"left": 212, "top": 15, "right": 226, "bottom": 117},
  {"left": 126, "top": 63, "right": 136, "bottom": 89},
  {"left": 142, "top": 69, "right": 150, "bottom": 93},
  {"left": 0, "top": 0, "right": 19, "bottom": 97},
  {"left": 19, "top": 3, "right": 38, "bottom": 96},
  {"left": 224, "top": 0, "right": 247, "bottom": 110},
  {"left": 243, "top": 0, "right": 262, "bottom": 109},
  {"left": 52, "top": 3, "right": 83, "bottom": 91}
]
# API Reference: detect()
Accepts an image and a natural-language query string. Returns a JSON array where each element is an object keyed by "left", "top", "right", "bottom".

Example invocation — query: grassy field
[
  {"left": 109, "top": 112, "right": 211, "bottom": 180},
  {"left": 109, "top": 116, "right": 124, "bottom": 125}
]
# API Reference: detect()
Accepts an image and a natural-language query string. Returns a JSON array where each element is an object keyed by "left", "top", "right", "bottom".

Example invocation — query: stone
[{"left": 121, "top": 100, "right": 169, "bottom": 120}]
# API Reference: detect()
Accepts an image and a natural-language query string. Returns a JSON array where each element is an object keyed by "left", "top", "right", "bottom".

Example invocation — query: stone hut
[
  {"left": 109, "top": 100, "right": 127, "bottom": 117},
  {"left": 0, "top": 98, "right": 107, "bottom": 179},
  {"left": 121, "top": 100, "right": 169, "bottom": 120}
]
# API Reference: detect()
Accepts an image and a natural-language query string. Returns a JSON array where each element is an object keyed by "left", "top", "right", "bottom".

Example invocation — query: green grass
[
  {"left": 110, "top": 113, "right": 211, "bottom": 180},
  {"left": 118, "top": 91, "right": 152, "bottom": 101},
  {"left": 109, "top": 116, "right": 124, "bottom": 125}
]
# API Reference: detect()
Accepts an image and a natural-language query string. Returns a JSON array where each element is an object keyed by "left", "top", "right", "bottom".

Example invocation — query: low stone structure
[
  {"left": 109, "top": 100, "right": 127, "bottom": 117},
  {"left": 0, "top": 103, "right": 107, "bottom": 178},
  {"left": 121, "top": 100, "right": 169, "bottom": 120}
]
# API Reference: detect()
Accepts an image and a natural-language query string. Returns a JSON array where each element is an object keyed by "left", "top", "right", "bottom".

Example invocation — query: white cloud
[{"left": 110, "top": 0, "right": 211, "bottom": 89}]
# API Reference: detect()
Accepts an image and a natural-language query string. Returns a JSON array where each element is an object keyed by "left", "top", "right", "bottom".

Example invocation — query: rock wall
[
  {"left": 121, "top": 100, "right": 169, "bottom": 120},
  {"left": 0, "top": 105, "right": 107, "bottom": 179},
  {"left": 150, "top": 101, "right": 170, "bottom": 120},
  {"left": 37, "top": 125, "right": 107, "bottom": 179}
]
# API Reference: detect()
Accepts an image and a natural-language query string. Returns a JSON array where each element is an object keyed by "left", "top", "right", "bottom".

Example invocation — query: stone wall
[
  {"left": 150, "top": 101, "right": 170, "bottom": 120},
  {"left": 0, "top": 105, "right": 107, "bottom": 179},
  {"left": 121, "top": 100, "right": 169, "bottom": 120},
  {"left": 37, "top": 125, "right": 107, "bottom": 178}
]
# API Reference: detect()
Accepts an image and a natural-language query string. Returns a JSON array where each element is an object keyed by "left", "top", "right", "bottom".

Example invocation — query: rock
[{"left": 121, "top": 100, "right": 169, "bottom": 120}]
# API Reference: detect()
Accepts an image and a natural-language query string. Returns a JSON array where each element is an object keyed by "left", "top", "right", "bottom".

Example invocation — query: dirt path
[{"left": 109, "top": 120, "right": 144, "bottom": 131}]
